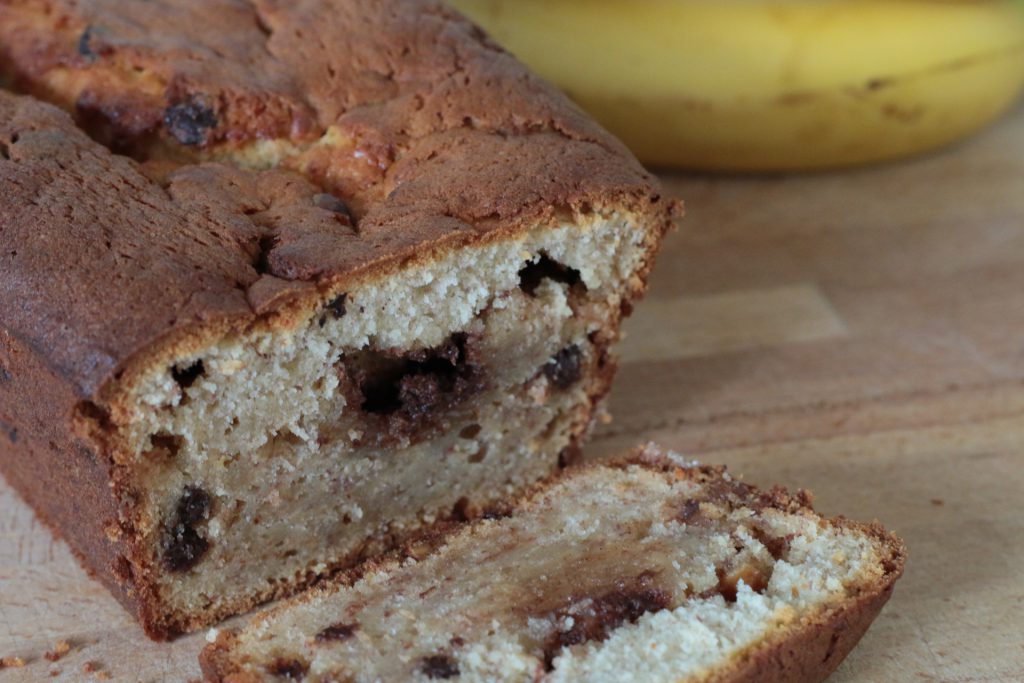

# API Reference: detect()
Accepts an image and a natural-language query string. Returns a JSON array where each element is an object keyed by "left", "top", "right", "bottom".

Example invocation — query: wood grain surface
[{"left": 2, "top": 107, "right": 1023, "bottom": 682}]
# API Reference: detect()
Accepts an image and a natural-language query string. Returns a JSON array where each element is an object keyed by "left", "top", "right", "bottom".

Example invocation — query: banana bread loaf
[
  {"left": 0, "top": 0, "right": 675, "bottom": 639},
  {"left": 201, "top": 444, "right": 906, "bottom": 682}
]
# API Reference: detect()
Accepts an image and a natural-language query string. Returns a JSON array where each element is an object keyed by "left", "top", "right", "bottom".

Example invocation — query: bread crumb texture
[{"left": 201, "top": 445, "right": 905, "bottom": 682}]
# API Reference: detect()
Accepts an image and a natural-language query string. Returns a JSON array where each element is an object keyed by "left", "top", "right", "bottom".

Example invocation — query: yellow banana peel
[{"left": 451, "top": 0, "right": 1024, "bottom": 171}]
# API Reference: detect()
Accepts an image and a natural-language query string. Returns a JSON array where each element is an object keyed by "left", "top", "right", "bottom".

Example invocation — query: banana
[{"left": 450, "top": 0, "right": 1024, "bottom": 171}]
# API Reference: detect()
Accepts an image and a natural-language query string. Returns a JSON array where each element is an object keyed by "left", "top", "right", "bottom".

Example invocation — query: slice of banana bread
[
  {"left": 0, "top": 1, "right": 675, "bottom": 639},
  {"left": 200, "top": 444, "right": 906, "bottom": 683}
]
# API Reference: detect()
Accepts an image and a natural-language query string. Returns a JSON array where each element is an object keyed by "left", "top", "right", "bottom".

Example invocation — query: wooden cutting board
[{"left": 2, "top": 107, "right": 1023, "bottom": 682}]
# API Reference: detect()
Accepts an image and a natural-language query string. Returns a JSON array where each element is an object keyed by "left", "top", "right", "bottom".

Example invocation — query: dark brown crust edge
[
  {"left": 710, "top": 520, "right": 905, "bottom": 683},
  {"left": 0, "top": 328, "right": 163, "bottom": 635},
  {"left": 715, "top": 574, "right": 898, "bottom": 683},
  {"left": 199, "top": 449, "right": 907, "bottom": 682}
]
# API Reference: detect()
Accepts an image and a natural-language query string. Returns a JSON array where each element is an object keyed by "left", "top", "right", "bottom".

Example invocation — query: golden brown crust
[
  {"left": 198, "top": 448, "right": 906, "bottom": 682},
  {"left": 0, "top": 326, "right": 159, "bottom": 631},
  {"left": 0, "top": 0, "right": 675, "bottom": 640},
  {"left": 0, "top": 0, "right": 676, "bottom": 408},
  {"left": 705, "top": 584, "right": 894, "bottom": 683},
  {"left": 706, "top": 521, "right": 905, "bottom": 683}
]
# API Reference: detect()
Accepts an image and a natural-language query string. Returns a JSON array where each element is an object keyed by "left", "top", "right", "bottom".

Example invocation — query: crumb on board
[
  {"left": 930, "top": 498, "right": 945, "bottom": 506},
  {"left": 83, "top": 660, "right": 111, "bottom": 680},
  {"left": 50, "top": 669, "right": 61, "bottom": 677},
  {"left": 44, "top": 639, "right": 72, "bottom": 661},
  {"left": 1, "top": 656, "right": 27, "bottom": 668}
]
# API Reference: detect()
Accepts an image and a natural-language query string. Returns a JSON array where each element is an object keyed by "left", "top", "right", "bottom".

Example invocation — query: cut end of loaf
[
  {"left": 200, "top": 444, "right": 906, "bottom": 682},
  {"left": 101, "top": 210, "right": 657, "bottom": 638}
]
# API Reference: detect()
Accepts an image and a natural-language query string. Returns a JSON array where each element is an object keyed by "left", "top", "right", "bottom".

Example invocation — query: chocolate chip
[
  {"left": 518, "top": 255, "right": 582, "bottom": 296},
  {"left": 176, "top": 486, "right": 211, "bottom": 526},
  {"left": 171, "top": 359, "right": 204, "bottom": 390},
  {"left": 319, "top": 294, "right": 347, "bottom": 327},
  {"left": 677, "top": 499, "right": 702, "bottom": 524},
  {"left": 0, "top": 365, "right": 10, "bottom": 384},
  {"left": 420, "top": 654, "right": 459, "bottom": 679},
  {"left": 543, "top": 345, "right": 582, "bottom": 390},
  {"left": 336, "top": 333, "right": 484, "bottom": 448},
  {"left": 557, "top": 444, "right": 583, "bottom": 468},
  {"left": 148, "top": 432, "right": 183, "bottom": 459},
  {"left": 162, "top": 525, "right": 209, "bottom": 573},
  {"left": 6, "top": 427, "right": 17, "bottom": 444},
  {"left": 312, "top": 193, "right": 354, "bottom": 224},
  {"left": 162, "top": 486, "right": 212, "bottom": 572},
  {"left": 327, "top": 294, "right": 347, "bottom": 319},
  {"left": 267, "top": 657, "right": 308, "bottom": 680},
  {"left": 397, "top": 373, "right": 452, "bottom": 421},
  {"left": 315, "top": 622, "right": 358, "bottom": 643},
  {"left": 542, "top": 583, "right": 670, "bottom": 668},
  {"left": 358, "top": 334, "right": 474, "bottom": 416},
  {"left": 164, "top": 99, "right": 217, "bottom": 146},
  {"left": 458, "top": 423, "right": 481, "bottom": 439}
]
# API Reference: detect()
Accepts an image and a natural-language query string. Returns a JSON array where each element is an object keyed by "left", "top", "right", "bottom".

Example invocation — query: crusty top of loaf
[{"left": 0, "top": 0, "right": 674, "bottom": 404}]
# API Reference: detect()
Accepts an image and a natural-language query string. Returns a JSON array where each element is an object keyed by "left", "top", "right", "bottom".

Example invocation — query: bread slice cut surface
[{"left": 201, "top": 445, "right": 906, "bottom": 683}]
